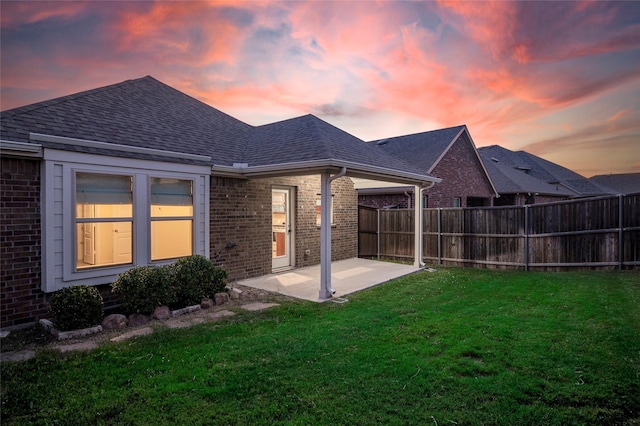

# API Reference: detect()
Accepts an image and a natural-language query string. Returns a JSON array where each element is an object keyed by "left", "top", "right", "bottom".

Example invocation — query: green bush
[
  {"left": 173, "top": 255, "right": 228, "bottom": 306},
  {"left": 49, "top": 285, "right": 104, "bottom": 331},
  {"left": 111, "top": 265, "right": 175, "bottom": 314}
]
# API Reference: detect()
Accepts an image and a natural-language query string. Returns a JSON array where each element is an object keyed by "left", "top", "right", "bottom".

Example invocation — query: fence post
[
  {"left": 438, "top": 208, "right": 442, "bottom": 265},
  {"left": 377, "top": 209, "right": 380, "bottom": 260},
  {"left": 619, "top": 194, "right": 623, "bottom": 270},
  {"left": 524, "top": 205, "right": 529, "bottom": 272}
]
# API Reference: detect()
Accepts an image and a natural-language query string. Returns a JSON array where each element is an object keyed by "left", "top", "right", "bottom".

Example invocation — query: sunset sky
[{"left": 1, "top": 1, "right": 639, "bottom": 177}]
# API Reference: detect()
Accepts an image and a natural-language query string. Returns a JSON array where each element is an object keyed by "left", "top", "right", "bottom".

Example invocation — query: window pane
[
  {"left": 76, "top": 222, "right": 132, "bottom": 269},
  {"left": 151, "top": 178, "right": 192, "bottom": 205},
  {"left": 151, "top": 220, "right": 192, "bottom": 260},
  {"left": 76, "top": 203, "right": 133, "bottom": 219},
  {"left": 76, "top": 173, "right": 132, "bottom": 205},
  {"left": 316, "top": 194, "right": 334, "bottom": 226}
]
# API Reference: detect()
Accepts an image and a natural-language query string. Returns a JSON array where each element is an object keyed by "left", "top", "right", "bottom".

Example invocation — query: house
[
  {"left": 0, "top": 76, "right": 438, "bottom": 328},
  {"left": 357, "top": 125, "right": 497, "bottom": 208},
  {"left": 478, "top": 145, "right": 607, "bottom": 205},
  {"left": 589, "top": 173, "right": 640, "bottom": 195}
]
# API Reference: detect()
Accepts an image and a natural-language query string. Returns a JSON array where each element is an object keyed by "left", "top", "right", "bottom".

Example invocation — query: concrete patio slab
[{"left": 238, "top": 258, "right": 421, "bottom": 302}]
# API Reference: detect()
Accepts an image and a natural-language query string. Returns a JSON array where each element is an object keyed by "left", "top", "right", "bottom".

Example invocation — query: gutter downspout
[{"left": 320, "top": 167, "right": 347, "bottom": 300}]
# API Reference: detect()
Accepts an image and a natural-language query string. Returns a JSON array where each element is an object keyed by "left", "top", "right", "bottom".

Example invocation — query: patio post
[
  {"left": 319, "top": 168, "right": 346, "bottom": 299},
  {"left": 414, "top": 185, "right": 423, "bottom": 268}
]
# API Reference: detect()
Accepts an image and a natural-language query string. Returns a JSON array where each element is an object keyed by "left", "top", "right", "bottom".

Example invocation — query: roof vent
[
  {"left": 376, "top": 139, "right": 388, "bottom": 146},
  {"left": 516, "top": 165, "right": 532, "bottom": 171},
  {"left": 490, "top": 157, "right": 499, "bottom": 163}
]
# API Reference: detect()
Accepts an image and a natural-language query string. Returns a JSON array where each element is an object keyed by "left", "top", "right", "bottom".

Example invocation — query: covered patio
[{"left": 237, "top": 258, "right": 422, "bottom": 302}]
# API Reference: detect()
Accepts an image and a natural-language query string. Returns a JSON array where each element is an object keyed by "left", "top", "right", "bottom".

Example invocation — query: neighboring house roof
[
  {"left": 370, "top": 125, "right": 466, "bottom": 174},
  {"left": 589, "top": 173, "right": 640, "bottom": 195},
  {"left": 478, "top": 145, "right": 607, "bottom": 197},
  {"left": 364, "top": 124, "right": 498, "bottom": 195},
  {"left": 1, "top": 76, "right": 437, "bottom": 186}
]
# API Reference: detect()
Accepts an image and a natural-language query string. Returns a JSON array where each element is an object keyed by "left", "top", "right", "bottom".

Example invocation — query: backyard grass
[{"left": 2, "top": 267, "right": 639, "bottom": 425}]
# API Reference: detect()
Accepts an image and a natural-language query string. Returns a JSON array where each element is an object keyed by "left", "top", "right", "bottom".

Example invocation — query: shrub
[
  {"left": 111, "top": 265, "right": 175, "bottom": 314},
  {"left": 173, "top": 255, "right": 228, "bottom": 306},
  {"left": 49, "top": 285, "right": 104, "bottom": 331}
]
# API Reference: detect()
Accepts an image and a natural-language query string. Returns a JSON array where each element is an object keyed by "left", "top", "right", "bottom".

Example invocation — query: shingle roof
[
  {"left": 1, "top": 76, "right": 436, "bottom": 184},
  {"left": 478, "top": 145, "right": 607, "bottom": 197},
  {"left": 244, "top": 114, "right": 429, "bottom": 175},
  {"left": 1, "top": 76, "right": 252, "bottom": 165},
  {"left": 369, "top": 125, "right": 466, "bottom": 173},
  {"left": 589, "top": 173, "right": 640, "bottom": 195}
]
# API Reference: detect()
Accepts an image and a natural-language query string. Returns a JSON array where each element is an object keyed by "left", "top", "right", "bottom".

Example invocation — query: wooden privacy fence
[{"left": 358, "top": 193, "right": 640, "bottom": 270}]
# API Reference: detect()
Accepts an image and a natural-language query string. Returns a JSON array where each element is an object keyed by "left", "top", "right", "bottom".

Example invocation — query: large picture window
[
  {"left": 43, "top": 151, "right": 209, "bottom": 293},
  {"left": 150, "top": 178, "right": 193, "bottom": 260},
  {"left": 75, "top": 173, "right": 133, "bottom": 269}
]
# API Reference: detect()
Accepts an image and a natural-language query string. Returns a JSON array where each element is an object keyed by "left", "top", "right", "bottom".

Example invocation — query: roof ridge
[
  {"left": 1, "top": 76, "right": 149, "bottom": 117},
  {"left": 369, "top": 124, "right": 466, "bottom": 143}
]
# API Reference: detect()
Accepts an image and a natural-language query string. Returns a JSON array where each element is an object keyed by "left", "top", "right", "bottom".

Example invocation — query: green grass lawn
[{"left": 2, "top": 268, "right": 639, "bottom": 425}]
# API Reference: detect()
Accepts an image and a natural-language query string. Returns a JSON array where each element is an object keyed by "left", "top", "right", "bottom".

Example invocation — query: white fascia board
[
  {"left": 30, "top": 133, "right": 211, "bottom": 163},
  {"left": 213, "top": 159, "right": 441, "bottom": 186},
  {"left": 0, "top": 139, "right": 43, "bottom": 157},
  {"left": 43, "top": 148, "right": 211, "bottom": 175},
  {"left": 351, "top": 177, "right": 414, "bottom": 190}
]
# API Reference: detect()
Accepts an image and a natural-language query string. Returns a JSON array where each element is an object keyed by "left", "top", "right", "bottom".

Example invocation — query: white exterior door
[{"left": 272, "top": 188, "right": 293, "bottom": 270}]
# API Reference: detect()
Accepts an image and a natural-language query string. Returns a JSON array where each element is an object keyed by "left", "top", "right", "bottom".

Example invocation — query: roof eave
[
  {"left": 212, "top": 159, "right": 441, "bottom": 186},
  {"left": 0, "top": 139, "right": 43, "bottom": 158}
]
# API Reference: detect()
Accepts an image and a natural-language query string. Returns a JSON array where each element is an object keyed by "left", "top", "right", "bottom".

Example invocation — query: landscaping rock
[
  {"left": 152, "top": 306, "right": 171, "bottom": 320},
  {"left": 57, "top": 325, "right": 102, "bottom": 341},
  {"left": 200, "top": 298, "right": 214, "bottom": 309},
  {"left": 171, "top": 305, "right": 201, "bottom": 317},
  {"left": 214, "top": 292, "right": 229, "bottom": 305},
  {"left": 228, "top": 287, "right": 242, "bottom": 299},
  {"left": 39, "top": 318, "right": 102, "bottom": 340},
  {"left": 102, "top": 314, "right": 128, "bottom": 330},
  {"left": 128, "top": 313, "right": 150, "bottom": 327}
]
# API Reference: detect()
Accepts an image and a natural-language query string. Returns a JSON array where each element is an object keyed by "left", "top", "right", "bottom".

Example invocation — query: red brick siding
[
  {"left": 1, "top": 157, "right": 46, "bottom": 328},
  {"left": 426, "top": 134, "right": 495, "bottom": 208},
  {"left": 210, "top": 175, "right": 358, "bottom": 282},
  {"left": 358, "top": 193, "right": 411, "bottom": 209},
  {"left": 359, "top": 134, "right": 495, "bottom": 209}
]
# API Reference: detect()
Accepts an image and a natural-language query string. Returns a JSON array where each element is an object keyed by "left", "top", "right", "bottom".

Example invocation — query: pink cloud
[{"left": 0, "top": 1, "right": 88, "bottom": 28}]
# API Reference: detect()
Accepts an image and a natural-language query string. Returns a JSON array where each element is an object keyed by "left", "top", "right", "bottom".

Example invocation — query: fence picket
[{"left": 358, "top": 193, "right": 640, "bottom": 270}]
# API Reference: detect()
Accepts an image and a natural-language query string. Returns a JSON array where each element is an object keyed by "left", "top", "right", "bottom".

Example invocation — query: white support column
[
  {"left": 319, "top": 171, "right": 334, "bottom": 299},
  {"left": 319, "top": 168, "right": 346, "bottom": 299},
  {"left": 414, "top": 185, "right": 423, "bottom": 268}
]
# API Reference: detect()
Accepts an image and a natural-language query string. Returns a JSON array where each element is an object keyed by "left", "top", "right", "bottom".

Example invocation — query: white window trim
[{"left": 42, "top": 149, "right": 210, "bottom": 292}]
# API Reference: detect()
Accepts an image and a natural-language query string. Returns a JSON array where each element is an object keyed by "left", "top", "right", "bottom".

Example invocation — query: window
[
  {"left": 75, "top": 173, "right": 133, "bottom": 269},
  {"left": 150, "top": 178, "right": 193, "bottom": 260},
  {"left": 422, "top": 195, "right": 428, "bottom": 208},
  {"left": 453, "top": 197, "right": 461, "bottom": 208},
  {"left": 316, "top": 194, "right": 334, "bottom": 226},
  {"left": 43, "top": 150, "right": 210, "bottom": 293}
]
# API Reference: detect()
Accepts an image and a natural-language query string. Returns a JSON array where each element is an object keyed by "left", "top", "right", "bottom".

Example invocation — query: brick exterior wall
[
  {"left": 358, "top": 193, "right": 412, "bottom": 209},
  {"left": 425, "top": 133, "right": 495, "bottom": 208},
  {"left": 210, "top": 175, "right": 358, "bottom": 282},
  {"left": 358, "top": 133, "right": 495, "bottom": 209},
  {"left": 0, "top": 157, "right": 46, "bottom": 328},
  {"left": 0, "top": 161, "right": 357, "bottom": 329}
]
